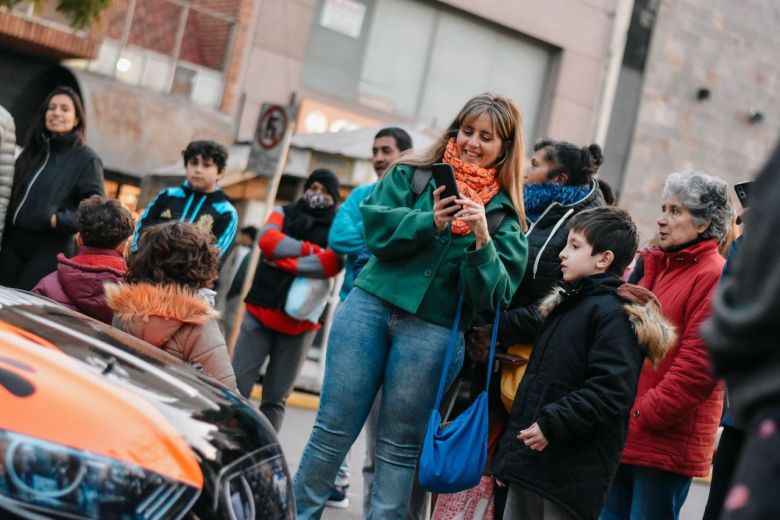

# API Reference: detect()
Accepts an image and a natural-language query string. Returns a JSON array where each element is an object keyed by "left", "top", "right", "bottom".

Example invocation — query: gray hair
[{"left": 662, "top": 171, "right": 734, "bottom": 241}]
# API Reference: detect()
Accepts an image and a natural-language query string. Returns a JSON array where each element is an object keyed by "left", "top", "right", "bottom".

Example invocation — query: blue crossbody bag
[{"left": 418, "top": 294, "right": 500, "bottom": 493}]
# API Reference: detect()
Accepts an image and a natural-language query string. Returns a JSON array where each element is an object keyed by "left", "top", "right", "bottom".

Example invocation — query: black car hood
[{"left": 0, "top": 289, "right": 291, "bottom": 518}]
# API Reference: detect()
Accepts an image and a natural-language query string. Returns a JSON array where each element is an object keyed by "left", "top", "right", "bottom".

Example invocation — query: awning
[{"left": 70, "top": 68, "right": 235, "bottom": 178}]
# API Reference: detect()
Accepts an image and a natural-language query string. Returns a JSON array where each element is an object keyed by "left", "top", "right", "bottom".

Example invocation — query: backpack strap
[
  {"left": 411, "top": 168, "right": 432, "bottom": 199},
  {"left": 485, "top": 209, "right": 507, "bottom": 237},
  {"left": 412, "top": 167, "right": 508, "bottom": 237}
]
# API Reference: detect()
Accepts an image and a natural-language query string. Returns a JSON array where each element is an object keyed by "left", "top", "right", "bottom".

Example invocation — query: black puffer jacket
[
  {"left": 497, "top": 180, "right": 604, "bottom": 345},
  {"left": 493, "top": 275, "right": 675, "bottom": 520},
  {"left": 9, "top": 132, "right": 104, "bottom": 234}
]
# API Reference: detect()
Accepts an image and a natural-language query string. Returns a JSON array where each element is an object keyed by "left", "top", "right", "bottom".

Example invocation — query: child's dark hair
[
  {"left": 567, "top": 207, "right": 639, "bottom": 275},
  {"left": 78, "top": 195, "right": 134, "bottom": 249},
  {"left": 182, "top": 140, "right": 229, "bottom": 173},
  {"left": 126, "top": 221, "right": 219, "bottom": 289},
  {"left": 534, "top": 139, "right": 604, "bottom": 186}
]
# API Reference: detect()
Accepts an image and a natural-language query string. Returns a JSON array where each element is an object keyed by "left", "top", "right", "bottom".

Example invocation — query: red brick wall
[
  {"left": 0, "top": 11, "right": 98, "bottom": 59},
  {"left": 179, "top": 8, "right": 233, "bottom": 68},
  {"left": 92, "top": 0, "right": 242, "bottom": 69},
  {"left": 220, "top": 0, "right": 255, "bottom": 113},
  {"left": 129, "top": 0, "right": 183, "bottom": 55}
]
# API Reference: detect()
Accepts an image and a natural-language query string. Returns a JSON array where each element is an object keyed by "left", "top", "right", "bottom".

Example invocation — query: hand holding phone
[
  {"left": 432, "top": 163, "right": 461, "bottom": 232},
  {"left": 432, "top": 163, "right": 460, "bottom": 203}
]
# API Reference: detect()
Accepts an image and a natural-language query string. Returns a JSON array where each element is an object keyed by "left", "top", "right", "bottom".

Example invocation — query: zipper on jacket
[
  {"left": 13, "top": 149, "right": 51, "bottom": 226},
  {"left": 526, "top": 203, "right": 558, "bottom": 237},
  {"left": 533, "top": 208, "right": 574, "bottom": 279},
  {"left": 188, "top": 195, "right": 207, "bottom": 222},
  {"left": 528, "top": 181, "right": 599, "bottom": 279},
  {"left": 179, "top": 193, "right": 195, "bottom": 222}
]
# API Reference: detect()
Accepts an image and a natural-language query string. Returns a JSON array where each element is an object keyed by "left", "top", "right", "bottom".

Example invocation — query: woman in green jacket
[{"left": 293, "top": 93, "right": 529, "bottom": 518}]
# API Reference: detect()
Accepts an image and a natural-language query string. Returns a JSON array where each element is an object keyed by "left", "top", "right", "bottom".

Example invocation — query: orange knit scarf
[{"left": 442, "top": 138, "right": 501, "bottom": 235}]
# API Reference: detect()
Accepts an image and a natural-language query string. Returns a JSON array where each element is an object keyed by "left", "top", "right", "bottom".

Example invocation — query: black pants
[
  {"left": 721, "top": 405, "right": 780, "bottom": 520},
  {"left": 703, "top": 425, "right": 745, "bottom": 520},
  {"left": 0, "top": 226, "right": 75, "bottom": 290},
  {"left": 504, "top": 485, "right": 574, "bottom": 520}
]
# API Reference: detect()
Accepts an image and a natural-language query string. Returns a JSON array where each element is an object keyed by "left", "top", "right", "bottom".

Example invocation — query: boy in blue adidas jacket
[{"left": 132, "top": 140, "right": 238, "bottom": 256}]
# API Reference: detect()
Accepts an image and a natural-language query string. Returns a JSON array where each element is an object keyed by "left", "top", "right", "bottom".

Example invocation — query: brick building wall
[
  {"left": 90, "top": 0, "right": 253, "bottom": 114},
  {"left": 0, "top": 10, "right": 98, "bottom": 59},
  {"left": 618, "top": 0, "right": 780, "bottom": 241},
  {"left": 92, "top": 0, "right": 242, "bottom": 64},
  {"left": 220, "top": 0, "right": 256, "bottom": 113}
]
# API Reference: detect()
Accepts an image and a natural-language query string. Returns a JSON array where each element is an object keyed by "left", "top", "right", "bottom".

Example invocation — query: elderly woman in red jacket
[{"left": 600, "top": 171, "right": 733, "bottom": 520}]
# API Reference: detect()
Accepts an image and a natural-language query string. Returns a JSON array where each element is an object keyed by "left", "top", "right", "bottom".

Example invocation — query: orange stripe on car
[
  {"left": 0, "top": 321, "right": 60, "bottom": 351},
  {"left": 0, "top": 330, "right": 203, "bottom": 489}
]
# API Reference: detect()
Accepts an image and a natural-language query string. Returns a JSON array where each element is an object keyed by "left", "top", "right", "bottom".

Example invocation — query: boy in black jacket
[
  {"left": 132, "top": 140, "right": 238, "bottom": 256},
  {"left": 493, "top": 207, "right": 675, "bottom": 520}
]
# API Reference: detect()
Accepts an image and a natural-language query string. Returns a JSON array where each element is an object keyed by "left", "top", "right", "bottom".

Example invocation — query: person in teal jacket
[
  {"left": 294, "top": 93, "right": 529, "bottom": 519},
  {"left": 328, "top": 127, "right": 413, "bottom": 301}
]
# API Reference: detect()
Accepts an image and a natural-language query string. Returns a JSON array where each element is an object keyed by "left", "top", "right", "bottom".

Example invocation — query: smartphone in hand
[
  {"left": 734, "top": 181, "right": 752, "bottom": 208},
  {"left": 432, "top": 163, "right": 460, "bottom": 205}
]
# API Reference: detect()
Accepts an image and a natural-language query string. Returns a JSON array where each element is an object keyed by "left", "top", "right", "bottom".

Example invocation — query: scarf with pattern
[
  {"left": 523, "top": 182, "right": 592, "bottom": 223},
  {"left": 442, "top": 138, "right": 501, "bottom": 235}
]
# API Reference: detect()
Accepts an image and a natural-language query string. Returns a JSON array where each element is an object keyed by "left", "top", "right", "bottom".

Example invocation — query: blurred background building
[
  {"left": 1, "top": 0, "right": 778, "bottom": 233},
  {"left": 601, "top": 0, "right": 779, "bottom": 239},
  {"left": 0, "top": 0, "right": 625, "bottom": 215}
]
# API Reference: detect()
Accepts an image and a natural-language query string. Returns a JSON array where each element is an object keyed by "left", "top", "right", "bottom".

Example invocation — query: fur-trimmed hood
[
  {"left": 105, "top": 282, "right": 219, "bottom": 348},
  {"left": 538, "top": 280, "right": 676, "bottom": 367}
]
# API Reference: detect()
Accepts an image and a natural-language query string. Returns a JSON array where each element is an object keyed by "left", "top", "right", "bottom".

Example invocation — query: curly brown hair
[
  {"left": 78, "top": 195, "right": 135, "bottom": 249},
  {"left": 126, "top": 221, "right": 219, "bottom": 289}
]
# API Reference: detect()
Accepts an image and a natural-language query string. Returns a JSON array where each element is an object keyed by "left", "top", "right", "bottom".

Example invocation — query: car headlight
[
  {"left": 216, "top": 445, "right": 295, "bottom": 520},
  {"left": 0, "top": 429, "right": 200, "bottom": 519}
]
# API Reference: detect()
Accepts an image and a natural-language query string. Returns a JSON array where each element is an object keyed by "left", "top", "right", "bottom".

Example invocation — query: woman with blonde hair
[{"left": 293, "top": 93, "right": 529, "bottom": 518}]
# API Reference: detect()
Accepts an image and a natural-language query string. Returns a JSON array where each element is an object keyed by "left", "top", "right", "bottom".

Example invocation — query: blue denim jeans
[
  {"left": 599, "top": 464, "right": 692, "bottom": 520},
  {"left": 293, "top": 288, "right": 464, "bottom": 519}
]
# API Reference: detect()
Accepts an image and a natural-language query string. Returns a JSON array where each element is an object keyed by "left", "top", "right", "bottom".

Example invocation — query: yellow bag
[{"left": 499, "top": 344, "right": 533, "bottom": 412}]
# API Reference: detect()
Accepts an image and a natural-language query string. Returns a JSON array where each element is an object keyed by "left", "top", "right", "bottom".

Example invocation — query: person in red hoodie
[
  {"left": 600, "top": 171, "right": 734, "bottom": 520},
  {"left": 32, "top": 195, "right": 133, "bottom": 323}
]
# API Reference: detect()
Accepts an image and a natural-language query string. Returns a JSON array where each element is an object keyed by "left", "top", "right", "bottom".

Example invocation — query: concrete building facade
[
  {"left": 236, "top": 0, "right": 627, "bottom": 148},
  {"left": 606, "top": 0, "right": 780, "bottom": 240}
]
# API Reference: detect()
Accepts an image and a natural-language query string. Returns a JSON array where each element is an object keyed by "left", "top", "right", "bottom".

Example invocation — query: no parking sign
[{"left": 247, "top": 102, "right": 298, "bottom": 175}]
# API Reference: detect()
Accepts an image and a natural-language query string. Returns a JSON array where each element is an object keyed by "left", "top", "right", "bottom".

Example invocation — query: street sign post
[
  {"left": 247, "top": 103, "right": 297, "bottom": 176},
  {"left": 228, "top": 96, "right": 299, "bottom": 355}
]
